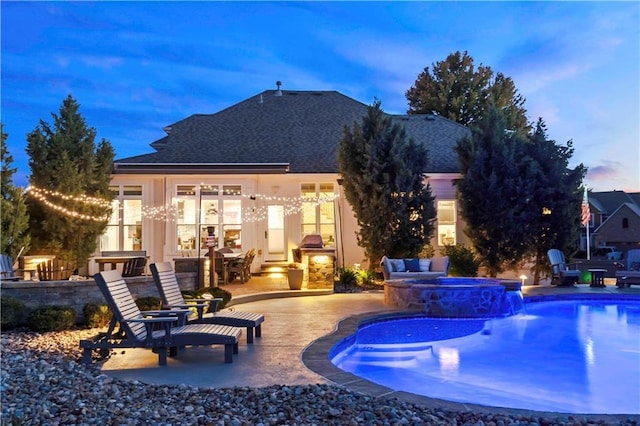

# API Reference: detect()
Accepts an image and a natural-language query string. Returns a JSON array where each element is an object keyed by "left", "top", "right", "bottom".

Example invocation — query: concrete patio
[{"left": 99, "top": 276, "right": 639, "bottom": 419}]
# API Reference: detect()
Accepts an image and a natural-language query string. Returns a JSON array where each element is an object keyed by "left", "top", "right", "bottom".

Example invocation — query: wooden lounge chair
[
  {"left": 0, "top": 254, "right": 22, "bottom": 281},
  {"left": 547, "top": 249, "right": 580, "bottom": 286},
  {"left": 150, "top": 262, "right": 265, "bottom": 344},
  {"left": 79, "top": 269, "right": 242, "bottom": 366},
  {"left": 37, "top": 259, "right": 76, "bottom": 281},
  {"left": 616, "top": 249, "right": 640, "bottom": 288}
]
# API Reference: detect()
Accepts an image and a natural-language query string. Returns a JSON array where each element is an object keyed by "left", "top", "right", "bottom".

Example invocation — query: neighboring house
[
  {"left": 583, "top": 190, "right": 640, "bottom": 255},
  {"left": 95, "top": 87, "right": 471, "bottom": 275}
]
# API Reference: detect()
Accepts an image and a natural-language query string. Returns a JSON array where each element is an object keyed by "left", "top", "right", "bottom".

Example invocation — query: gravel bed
[{"left": 1, "top": 329, "right": 636, "bottom": 425}]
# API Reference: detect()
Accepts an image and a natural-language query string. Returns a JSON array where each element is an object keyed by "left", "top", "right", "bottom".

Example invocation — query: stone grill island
[{"left": 384, "top": 277, "right": 523, "bottom": 318}]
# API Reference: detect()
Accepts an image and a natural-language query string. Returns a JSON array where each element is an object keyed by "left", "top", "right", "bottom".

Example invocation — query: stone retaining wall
[{"left": 1, "top": 273, "right": 198, "bottom": 324}]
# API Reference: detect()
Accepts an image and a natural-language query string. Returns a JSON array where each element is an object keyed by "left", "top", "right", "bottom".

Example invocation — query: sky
[{"left": 2, "top": 1, "right": 639, "bottom": 192}]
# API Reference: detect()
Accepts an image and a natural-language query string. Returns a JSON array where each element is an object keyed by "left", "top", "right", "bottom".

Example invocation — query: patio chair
[
  {"left": 79, "top": 269, "right": 242, "bottom": 365},
  {"left": 36, "top": 259, "right": 76, "bottom": 281},
  {"left": 0, "top": 254, "right": 22, "bottom": 281},
  {"left": 547, "top": 249, "right": 580, "bottom": 286},
  {"left": 122, "top": 256, "right": 147, "bottom": 277},
  {"left": 228, "top": 249, "right": 255, "bottom": 284},
  {"left": 150, "top": 261, "right": 265, "bottom": 344},
  {"left": 616, "top": 249, "right": 640, "bottom": 288}
]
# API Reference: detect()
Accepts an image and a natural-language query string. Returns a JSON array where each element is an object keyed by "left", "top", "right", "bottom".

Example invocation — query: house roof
[
  {"left": 589, "top": 190, "right": 636, "bottom": 215},
  {"left": 594, "top": 202, "right": 640, "bottom": 233},
  {"left": 114, "top": 90, "right": 470, "bottom": 175}
]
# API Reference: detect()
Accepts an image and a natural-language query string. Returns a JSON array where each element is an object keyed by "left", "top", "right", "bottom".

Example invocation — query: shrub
[
  {"left": 1, "top": 296, "right": 29, "bottom": 330},
  {"left": 83, "top": 302, "right": 112, "bottom": 328},
  {"left": 440, "top": 244, "right": 480, "bottom": 277},
  {"left": 358, "top": 269, "right": 380, "bottom": 289},
  {"left": 27, "top": 306, "right": 76, "bottom": 332},
  {"left": 135, "top": 296, "right": 162, "bottom": 311},
  {"left": 182, "top": 287, "right": 233, "bottom": 311},
  {"left": 418, "top": 245, "right": 436, "bottom": 259},
  {"left": 336, "top": 267, "right": 359, "bottom": 286}
]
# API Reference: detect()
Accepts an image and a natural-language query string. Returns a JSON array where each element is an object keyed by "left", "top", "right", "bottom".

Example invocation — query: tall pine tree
[
  {"left": 1, "top": 124, "right": 31, "bottom": 259},
  {"left": 524, "top": 119, "right": 586, "bottom": 284},
  {"left": 455, "top": 107, "right": 539, "bottom": 276},
  {"left": 338, "top": 101, "right": 436, "bottom": 269},
  {"left": 26, "top": 95, "right": 115, "bottom": 267}
]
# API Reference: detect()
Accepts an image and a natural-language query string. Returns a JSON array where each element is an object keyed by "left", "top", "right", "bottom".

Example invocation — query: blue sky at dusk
[{"left": 2, "top": 1, "right": 639, "bottom": 192}]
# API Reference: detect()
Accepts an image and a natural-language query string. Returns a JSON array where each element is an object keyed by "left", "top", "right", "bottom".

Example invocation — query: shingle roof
[
  {"left": 589, "top": 191, "right": 636, "bottom": 215},
  {"left": 115, "top": 90, "right": 470, "bottom": 174}
]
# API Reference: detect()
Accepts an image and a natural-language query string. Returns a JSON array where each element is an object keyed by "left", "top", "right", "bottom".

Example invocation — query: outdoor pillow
[
  {"left": 390, "top": 259, "right": 406, "bottom": 272},
  {"left": 430, "top": 256, "right": 449, "bottom": 273},
  {"left": 629, "top": 262, "right": 640, "bottom": 272},
  {"left": 419, "top": 259, "right": 431, "bottom": 272},
  {"left": 404, "top": 258, "right": 421, "bottom": 272}
]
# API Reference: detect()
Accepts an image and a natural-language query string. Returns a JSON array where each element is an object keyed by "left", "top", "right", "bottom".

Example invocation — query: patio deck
[{"left": 99, "top": 278, "right": 639, "bottom": 420}]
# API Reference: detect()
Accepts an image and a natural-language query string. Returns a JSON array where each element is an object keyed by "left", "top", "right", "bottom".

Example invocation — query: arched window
[{"left": 622, "top": 218, "right": 629, "bottom": 228}]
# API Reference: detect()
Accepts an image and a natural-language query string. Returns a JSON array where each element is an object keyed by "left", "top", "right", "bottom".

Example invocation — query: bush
[
  {"left": 440, "top": 244, "right": 480, "bottom": 277},
  {"left": 181, "top": 287, "right": 233, "bottom": 311},
  {"left": 135, "top": 296, "right": 162, "bottom": 311},
  {"left": 83, "top": 302, "right": 112, "bottom": 328},
  {"left": 1, "top": 297, "right": 29, "bottom": 330},
  {"left": 336, "top": 267, "right": 359, "bottom": 286},
  {"left": 27, "top": 306, "right": 76, "bottom": 332}
]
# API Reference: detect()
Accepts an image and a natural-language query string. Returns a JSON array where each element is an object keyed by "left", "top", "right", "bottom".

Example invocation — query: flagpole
[{"left": 586, "top": 219, "right": 590, "bottom": 260}]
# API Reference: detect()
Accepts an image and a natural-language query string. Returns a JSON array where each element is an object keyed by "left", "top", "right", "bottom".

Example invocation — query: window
[
  {"left": 623, "top": 218, "right": 629, "bottom": 228},
  {"left": 301, "top": 183, "right": 335, "bottom": 246},
  {"left": 100, "top": 185, "right": 143, "bottom": 251},
  {"left": 173, "top": 184, "right": 242, "bottom": 251},
  {"left": 437, "top": 200, "right": 456, "bottom": 246}
]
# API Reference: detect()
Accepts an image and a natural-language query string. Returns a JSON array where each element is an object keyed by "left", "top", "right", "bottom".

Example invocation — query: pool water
[{"left": 331, "top": 299, "right": 640, "bottom": 414}]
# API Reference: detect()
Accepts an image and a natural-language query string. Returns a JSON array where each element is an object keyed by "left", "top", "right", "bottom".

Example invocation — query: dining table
[{"left": 93, "top": 255, "right": 149, "bottom": 272}]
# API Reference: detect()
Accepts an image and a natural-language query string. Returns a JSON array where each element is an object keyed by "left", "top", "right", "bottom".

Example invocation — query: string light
[
  {"left": 25, "top": 184, "right": 340, "bottom": 223},
  {"left": 26, "top": 185, "right": 112, "bottom": 208},
  {"left": 25, "top": 186, "right": 111, "bottom": 222}
]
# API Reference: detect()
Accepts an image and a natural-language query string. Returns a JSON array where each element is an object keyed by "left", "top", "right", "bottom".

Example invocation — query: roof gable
[{"left": 115, "top": 90, "right": 470, "bottom": 174}]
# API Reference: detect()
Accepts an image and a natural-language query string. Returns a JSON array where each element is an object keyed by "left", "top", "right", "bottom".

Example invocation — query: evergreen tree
[
  {"left": 455, "top": 107, "right": 538, "bottom": 276},
  {"left": 1, "top": 124, "right": 31, "bottom": 259},
  {"left": 338, "top": 101, "right": 436, "bottom": 269},
  {"left": 524, "top": 119, "right": 586, "bottom": 284},
  {"left": 26, "top": 95, "right": 115, "bottom": 267},
  {"left": 406, "top": 51, "right": 529, "bottom": 132}
]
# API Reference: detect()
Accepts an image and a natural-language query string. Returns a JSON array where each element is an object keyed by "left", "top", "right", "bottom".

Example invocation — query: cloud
[{"left": 586, "top": 160, "right": 640, "bottom": 192}]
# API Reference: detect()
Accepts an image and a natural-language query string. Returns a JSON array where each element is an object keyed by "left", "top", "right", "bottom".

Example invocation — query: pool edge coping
[{"left": 301, "top": 291, "right": 640, "bottom": 422}]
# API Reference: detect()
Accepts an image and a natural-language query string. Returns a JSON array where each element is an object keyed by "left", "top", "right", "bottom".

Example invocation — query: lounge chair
[
  {"left": 79, "top": 269, "right": 242, "bottom": 365},
  {"left": 37, "top": 259, "right": 76, "bottom": 281},
  {"left": 547, "top": 249, "right": 581, "bottom": 286},
  {"left": 150, "top": 262, "right": 265, "bottom": 343},
  {"left": 616, "top": 249, "right": 640, "bottom": 288},
  {"left": 0, "top": 254, "right": 22, "bottom": 281}
]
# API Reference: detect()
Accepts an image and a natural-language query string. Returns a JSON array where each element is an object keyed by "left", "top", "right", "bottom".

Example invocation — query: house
[
  {"left": 95, "top": 87, "right": 471, "bottom": 276},
  {"left": 584, "top": 190, "right": 640, "bottom": 255}
]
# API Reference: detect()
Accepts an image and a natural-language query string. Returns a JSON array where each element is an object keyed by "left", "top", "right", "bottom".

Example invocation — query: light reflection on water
[{"left": 331, "top": 299, "right": 640, "bottom": 414}]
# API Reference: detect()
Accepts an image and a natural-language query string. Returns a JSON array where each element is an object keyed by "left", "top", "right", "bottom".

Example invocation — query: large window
[
  {"left": 301, "top": 183, "right": 335, "bottom": 246},
  {"left": 100, "top": 185, "right": 143, "bottom": 251},
  {"left": 437, "top": 200, "right": 456, "bottom": 246},
  {"left": 173, "top": 184, "right": 242, "bottom": 252}
]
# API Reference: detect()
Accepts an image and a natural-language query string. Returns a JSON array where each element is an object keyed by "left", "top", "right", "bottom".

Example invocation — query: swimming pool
[{"left": 331, "top": 298, "right": 640, "bottom": 414}]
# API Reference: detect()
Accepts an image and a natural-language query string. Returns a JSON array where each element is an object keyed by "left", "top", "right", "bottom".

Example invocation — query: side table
[{"left": 588, "top": 269, "right": 607, "bottom": 288}]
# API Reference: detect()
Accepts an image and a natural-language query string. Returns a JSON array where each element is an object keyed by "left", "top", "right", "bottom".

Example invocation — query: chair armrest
[
  {"left": 126, "top": 316, "right": 178, "bottom": 346},
  {"left": 142, "top": 309, "right": 191, "bottom": 326},
  {"left": 566, "top": 261, "right": 581, "bottom": 270},
  {"left": 184, "top": 297, "right": 224, "bottom": 316}
]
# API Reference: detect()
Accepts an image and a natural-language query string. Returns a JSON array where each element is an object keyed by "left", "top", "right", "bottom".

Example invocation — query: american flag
[{"left": 581, "top": 187, "right": 590, "bottom": 227}]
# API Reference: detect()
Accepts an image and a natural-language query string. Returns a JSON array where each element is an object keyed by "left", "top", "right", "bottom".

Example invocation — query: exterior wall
[
  {"left": 593, "top": 205, "right": 640, "bottom": 253},
  {"left": 101, "top": 171, "right": 462, "bottom": 274}
]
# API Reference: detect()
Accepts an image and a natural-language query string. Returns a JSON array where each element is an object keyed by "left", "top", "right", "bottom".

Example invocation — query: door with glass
[{"left": 266, "top": 204, "right": 286, "bottom": 261}]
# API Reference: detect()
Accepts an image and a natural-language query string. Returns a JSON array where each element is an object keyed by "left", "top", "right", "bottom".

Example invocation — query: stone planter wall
[{"left": 0, "top": 273, "right": 197, "bottom": 324}]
